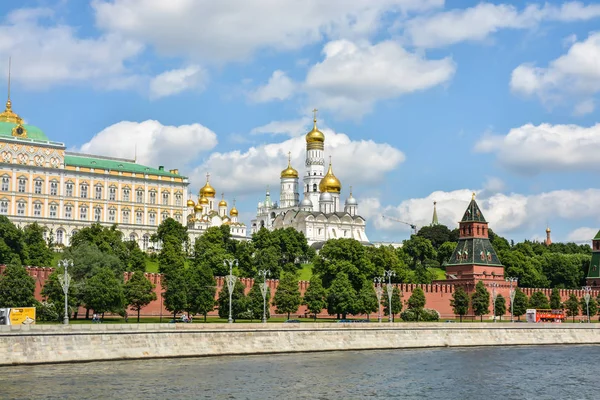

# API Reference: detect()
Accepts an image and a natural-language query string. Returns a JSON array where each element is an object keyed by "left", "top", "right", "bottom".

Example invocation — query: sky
[{"left": 1, "top": 0, "right": 600, "bottom": 244}]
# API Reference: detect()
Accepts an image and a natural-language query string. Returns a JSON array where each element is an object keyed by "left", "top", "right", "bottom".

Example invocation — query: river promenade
[{"left": 2, "top": 322, "right": 600, "bottom": 366}]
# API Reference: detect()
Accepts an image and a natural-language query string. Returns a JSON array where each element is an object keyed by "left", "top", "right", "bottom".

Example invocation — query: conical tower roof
[
  {"left": 461, "top": 193, "right": 486, "bottom": 222},
  {"left": 431, "top": 201, "right": 439, "bottom": 226}
]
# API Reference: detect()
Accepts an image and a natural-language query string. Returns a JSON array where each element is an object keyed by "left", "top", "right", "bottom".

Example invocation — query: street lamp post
[
  {"left": 374, "top": 277, "right": 384, "bottom": 323},
  {"left": 258, "top": 269, "right": 270, "bottom": 324},
  {"left": 491, "top": 282, "right": 498, "bottom": 322},
  {"left": 224, "top": 259, "right": 238, "bottom": 324},
  {"left": 506, "top": 277, "right": 518, "bottom": 322},
  {"left": 384, "top": 270, "right": 396, "bottom": 323},
  {"left": 583, "top": 286, "right": 591, "bottom": 323},
  {"left": 57, "top": 259, "right": 73, "bottom": 325}
]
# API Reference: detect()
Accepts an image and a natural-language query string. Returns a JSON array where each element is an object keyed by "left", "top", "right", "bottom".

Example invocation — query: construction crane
[{"left": 382, "top": 215, "right": 418, "bottom": 235}]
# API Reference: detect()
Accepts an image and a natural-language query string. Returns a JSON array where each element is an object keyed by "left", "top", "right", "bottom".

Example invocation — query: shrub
[
  {"left": 37, "top": 301, "right": 59, "bottom": 322},
  {"left": 400, "top": 308, "right": 440, "bottom": 322}
]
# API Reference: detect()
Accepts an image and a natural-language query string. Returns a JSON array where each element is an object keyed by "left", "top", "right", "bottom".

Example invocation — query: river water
[{"left": 1, "top": 345, "right": 598, "bottom": 399}]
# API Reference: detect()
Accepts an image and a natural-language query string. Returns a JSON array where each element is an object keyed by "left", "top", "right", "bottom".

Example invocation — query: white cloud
[
  {"left": 93, "top": 0, "right": 443, "bottom": 62},
  {"left": 510, "top": 32, "right": 600, "bottom": 111},
  {"left": 248, "top": 70, "right": 296, "bottom": 103},
  {"left": 482, "top": 176, "right": 506, "bottom": 194},
  {"left": 573, "top": 99, "right": 595, "bottom": 116},
  {"left": 250, "top": 118, "right": 310, "bottom": 137},
  {"left": 72, "top": 120, "right": 218, "bottom": 169},
  {"left": 405, "top": 2, "right": 600, "bottom": 48},
  {"left": 149, "top": 65, "right": 207, "bottom": 99},
  {"left": 189, "top": 127, "right": 404, "bottom": 194},
  {"left": 373, "top": 188, "right": 600, "bottom": 238},
  {"left": 304, "top": 40, "right": 455, "bottom": 117},
  {"left": 567, "top": 227, "right": 598, "bottom": 243},
  {"left": 475, "top": 122, "right": 600, "bottom": 174},
  {"left": 0, "top": 7, "right": 143, "bottom": 89}
]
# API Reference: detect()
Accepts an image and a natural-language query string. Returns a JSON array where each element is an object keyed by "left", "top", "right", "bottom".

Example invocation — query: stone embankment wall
[
  {"left": 6, "top": 266, "right": 600, "bottom": 319},
  {"left": 2, "top": 323, "right": 600, "bottom": 366}
]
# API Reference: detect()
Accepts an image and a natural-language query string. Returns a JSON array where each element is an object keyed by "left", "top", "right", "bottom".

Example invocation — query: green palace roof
[
  {"left": 64, "top": 153, "right": 185, "bottom": 178},
  {"left": 0, "top": 121, "right": 49, "bottom": 141}
]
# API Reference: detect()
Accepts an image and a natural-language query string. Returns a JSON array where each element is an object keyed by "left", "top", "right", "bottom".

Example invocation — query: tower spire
[
  {"left": 431, "top": 201, "right": 439, "bottom": 226},
  {"left": 7, "top": 56, "right": 10, "bottom": 101},
  {"left": 0, "top": 57, "right": 22, "bottom": 124}
]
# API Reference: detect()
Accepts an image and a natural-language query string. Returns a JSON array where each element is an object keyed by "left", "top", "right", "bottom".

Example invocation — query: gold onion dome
[
  {"left": 187, "top": 199, "right": 195, "bottom": 207},
  {"left": 305, "top": 117, "right": 325, "bottom": 144},
  {"left": 280, "top": 152, "right": 298, "bottom": 178},
  {"left": 0, "top": 99, "right": 22, "bottom": 124},
  {"left": 199, "top": 196, "right": 209, "bottom": 205},
  {"left": 218, "top": 193, "right": 228, "bottom": 207},
  {"left": 199, "top": 173, "right": 216, "bottom": 198},
  {"left": 319, "top": 160, "right": 341, "bottom": 193},
  {"left": 230, "top": 200, "right": 238, "bottom": 216},
  {"left": 194, "top": 203, "right": 203, "bottom": 212}
]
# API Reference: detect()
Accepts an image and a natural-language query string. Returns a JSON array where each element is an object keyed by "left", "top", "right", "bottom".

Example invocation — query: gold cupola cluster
[
  {"left": 319, "top": 159, "right": 342, "bottom": 193},
  {"left": 305, "top": 109, "right": 325, "bottom": 150},
  {"left": 280, "top": 151, "right": 298, "bottom": 179}
]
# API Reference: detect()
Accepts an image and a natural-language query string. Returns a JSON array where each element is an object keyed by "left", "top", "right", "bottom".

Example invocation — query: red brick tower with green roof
[
  {"left": 586, "top": 230, "right": 600, "bottom": 286},
  {"left": 439, "top": 193, "right": 504, "bottom": 286}
]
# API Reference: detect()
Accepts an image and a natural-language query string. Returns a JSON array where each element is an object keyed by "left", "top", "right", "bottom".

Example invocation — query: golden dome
[
  {"left": 305, "top": 112, "right": 325, "bottom": 144},
  {"left": 230, "top": 206, "right": 238, "bottom": 217},
  {"left": 546, "top": 226, "right": 551, "bottom": 233},
  {"left": 199, "top": 173, "right": 216, "bottom": 198},
  {"left": 319, "top": 160, "right": 341, "bottom": 193},
  {"left": 187, "top": 199, "right": 195, "bottom": 207},
  {"left": 199, "top": 196, "right": 209, "bottom": 205},
  {"left": 218, "top": 193, "right": 227, "bottom": 207},
  {"left": 280, "top": 152, "right": 298, "bottom": 179},
  {"left": 194, "top": 203, "right": 203, "bottom": 212}
]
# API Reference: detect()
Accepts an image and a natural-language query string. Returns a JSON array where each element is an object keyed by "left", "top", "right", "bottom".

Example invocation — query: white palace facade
[{"left": 251, "top": 113, "right": 369, "bottom": 245}]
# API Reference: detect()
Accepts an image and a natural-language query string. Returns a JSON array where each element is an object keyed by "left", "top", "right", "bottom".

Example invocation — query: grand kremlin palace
[{"left": 0, "top": 95, "right": 246, "bottom": 250}]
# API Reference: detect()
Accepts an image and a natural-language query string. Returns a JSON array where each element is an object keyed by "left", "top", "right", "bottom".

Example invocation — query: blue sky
[{"left": 1, "top": 0, "right": 600, "bottom": 243}]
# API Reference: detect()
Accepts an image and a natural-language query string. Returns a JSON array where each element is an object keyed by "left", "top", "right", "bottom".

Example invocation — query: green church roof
[
  {"left": 594, "top": 230, "right": 600, "bottom": 241},
  {"left": 64, "top": 154, "right": 185, "bottom": 178},
  {"left": 589, "top": 253, "right": 600, "bottom": 279}
]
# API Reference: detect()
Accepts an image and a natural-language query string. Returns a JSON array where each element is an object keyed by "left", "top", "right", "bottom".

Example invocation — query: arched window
[
  {"left": 149, "top": 213, "right": 156, "bottom": 225},
  {"left": 65, "top": 181, "right": 74, "bottom": 197},
  {"left": 94, "top": 206, "right": 102, "bottom": 221},
  {"left": 17, "top": 201, "right": 26, "bottom": 215},
  {"left": 0, "top": 199, "right": 8, "bottom": 214},
  {"left": 56, "top": 229, "right": 64, "bottom": 245},
  {"left": 312, "top": 183, "right": 317, "bottom": 192},
  {"left": 1, "top": 175, "right": 9, "bottom": 191},
  {"left": 129, "top": 233, "right": 137, "bottom": 242},
  {"left": 136, "top": 211, "right": 143, "bottom": 224},
  {"left": 149, "top": 190, "right": 156, "bottom": 204},
  {"left": 80, "top": 183, "right": 88, "bottom": 198},
  {"left": 18, "top": 177, "right": 27, "bottom": 193},
  {"left": 49, "top": 203, "right": 57, "bottom": 218},
  {"left": 142, "top": 234, "right": 149, "bottom": 251},
  {"left": 136, "top": 189, "right": 144, "bottom": 203},
  {"left": 34, "top": 179, "right": 43, "bottom": 194},
  {"left": 95, "top": 184, "right": 103, "bottom": 200},
  {"left": 108, "top": 208, "right": 116, "bottom": 222},
  {"left": 162, "top": 191, "right": 169, "bottom": 206},
  {"left": 50, "top": 181, "right": 58, "bottom": 196},
  {"left": 122, "top": 210, "right": 130, "bottom": 224},
  {"left": 64, "top": 205, "right": 72, "bottom": 219},
  {"left": 109, "top": 186, "right": 117, "bottom": 201},
  {"left": 123, "top": 187, "right": 131, "bottom": 201},
  {"left": 79, "top": 206, "right": 88, "bottom": 220}
]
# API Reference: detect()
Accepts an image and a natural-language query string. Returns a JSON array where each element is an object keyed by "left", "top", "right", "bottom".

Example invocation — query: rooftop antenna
[{"left": 7, "top": 57, "right": 10, "bottom": 101}]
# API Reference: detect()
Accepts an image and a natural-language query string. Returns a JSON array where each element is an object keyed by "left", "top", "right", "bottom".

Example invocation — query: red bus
[{"left": 525, "top": 309, "right": 565, "bottom": 323}]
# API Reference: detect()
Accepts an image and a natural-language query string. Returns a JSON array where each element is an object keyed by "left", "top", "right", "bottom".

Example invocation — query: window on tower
[{"left": 313, "top": 184, "right": 317, "bottom": 192}]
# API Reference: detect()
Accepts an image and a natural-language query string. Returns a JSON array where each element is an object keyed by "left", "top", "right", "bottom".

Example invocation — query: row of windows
[
  {"left": 1, "top": 177, "right": 183, "bottom": 205},
  {"left": 0, "top": 201, "right": 182, "bottom": 224}
]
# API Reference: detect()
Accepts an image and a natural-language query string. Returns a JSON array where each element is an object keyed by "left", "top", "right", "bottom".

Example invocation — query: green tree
[
  {"left": 41, "top": 268, "right": 79, "bottom": 320},
  {"left": 247, "top": 281, "right": 271, "bottom": 322},
  {"left": 529, "top": 291, "right": 550, "bottom": 309},
  {"left": 564, "top": 294, "right": 580, "bottom": 322},
  {"left": 494, "top": 294, "right": 506, "bottom": 321},
  {"left": 451, "top": 286, "right": 469, "bottom": 322},
  {"left": 273, "top": 272, "right": 302, "bottom": 319},
  {"left": 70, "top": 223, "right": 128, "bottom": 265},
  {"left": 156, "top": 218, "right": 188, "bottom": 248},
  {"left": 22, "top": 223, "right": 52, "bottom": 266},
  {"left": 0, "top": 216, "right": 28, "bottom": 264},
  {"left": 159, "top": 235, "right": 186, "bottom": 277},
  {"left": 438, "top": 241, "right": 458, "bottom": 265},
  {"left": 302, "top": 276, "right": 327, "bottom": 320},
  {"left": 416, "top": 224, "right": 454, "bottom": 248},
  {"left": 313, "top": 238, "right": 374, "bottom": 291},
  {"left": 512, "top": 288, "right": 529, "bottom": 321},
  {"left": 186, "top": 264, "right": 217, "bottom": 322},
  {"left": 124, "top": 272, "right": 157, "bottom": 322},
  {"left": 471, "top": 281, "right": 490, "bottom": 322},
  {"left": 217, "top": 279, "right": 247, "bottom": 321},
  {"left": 550, "top": 288, "right": 562, "bottom": 309},
  {"left": 163, "top": 273, "right": 188, "bottom": 321},
  {"left": 407, "top": 287, "right": 427, "bottom": 321},
  {"left": 82, "top": 267, "right": 125, "bottom": 318},
  {"left": 354, "top": 280, "right": 379, "bottom": 319},
  {"left": 193, "top": 227, "right": 234, "bottom": 277},
  {"left": 383, "top": 286, "right": 402, "bottom": 320},
  {"left": 125, "top": 241, "right": 146, "bottom": 273},
  {"left": 0, "top": 256, "right": 37, "bottom": 307},
  {"left": 403, "top": 236, "right": 437, "bottom": 267},
  {"left": 327, "top": 272, "right": 358, "bottom": 319},
  {"left": 579, "top": 296, "right": 598, "bottom": 322}
]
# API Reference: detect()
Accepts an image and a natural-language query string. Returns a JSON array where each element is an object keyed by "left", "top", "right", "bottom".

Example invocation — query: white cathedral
[{"left": 251, "top": 114, "right": 369, "bottom": 246}]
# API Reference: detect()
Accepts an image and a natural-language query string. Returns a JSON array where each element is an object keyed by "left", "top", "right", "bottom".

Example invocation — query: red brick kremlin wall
[{"left": 3, "top": 266, "right": 599, "bottom": 320}]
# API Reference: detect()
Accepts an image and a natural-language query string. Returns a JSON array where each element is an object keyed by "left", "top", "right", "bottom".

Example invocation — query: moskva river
[{"left": 2, "top": 345, "right": 598, "bottom": 399}]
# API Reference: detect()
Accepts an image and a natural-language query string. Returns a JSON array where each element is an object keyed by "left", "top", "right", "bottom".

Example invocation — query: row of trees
[{"left": 450, "top": 282, "right": 599, "bottom": 322}]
